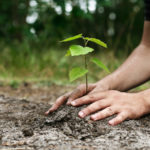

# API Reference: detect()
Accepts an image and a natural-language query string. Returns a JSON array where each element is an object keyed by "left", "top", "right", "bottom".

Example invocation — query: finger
[
  {"left": 78, "top": 99, "right": 109, "bottom": 118},
  {"left": 71, "top": 91, "right": 107, "bottom": 106},
  {"left": 45, "top": 92, "right": 71, "bottom": 115},
  {"left": 67, "top": 84, "right": 96, "bottom": 105},
  {"left": 90, "top": 107, "right": 116, "bottom": 121},
  {"left": 108, "top": 112, "right": 128, "bottom": 126}
]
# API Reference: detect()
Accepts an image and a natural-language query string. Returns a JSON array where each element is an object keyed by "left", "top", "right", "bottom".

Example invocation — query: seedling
[{"left": 61, "top": 34, "right": 110, "bottom": 93}]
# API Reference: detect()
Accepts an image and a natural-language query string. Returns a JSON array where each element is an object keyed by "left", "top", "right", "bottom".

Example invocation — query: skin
[{"left": 45, "top": 21, "right": 150, "bottom": 125}]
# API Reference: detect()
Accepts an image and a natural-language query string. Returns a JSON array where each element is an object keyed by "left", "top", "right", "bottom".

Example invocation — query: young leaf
[
  {"left": 69, "top": 45, "right": 94, "bottom": 56},
  {"left": 91, "top": 58, "right": 110, "bottom": 73},
  {"left": 61, "top": 34, "right": 83, "bottom": 42},
  {"left": 84, "top": 37, "right": 107, "bottom": 48},
  {"left": 65, "top": 50, "right": 71, "bottom": 56},
  {"left": 69, "top": 67, "right": 88, "bottom": 82}
]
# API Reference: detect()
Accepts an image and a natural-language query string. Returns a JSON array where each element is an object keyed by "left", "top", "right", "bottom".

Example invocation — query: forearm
[
  {"left": 110, "top": 44, "right": 150, "bottom": 91},
  {"left": 97, "top": 21, "right": 150, "bottom": 91}
]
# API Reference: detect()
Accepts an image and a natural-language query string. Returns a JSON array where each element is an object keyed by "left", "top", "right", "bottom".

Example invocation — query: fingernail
[
  {"left": 78, "top": 111, "right": 85, "bottom": 118},
  {"left": 71, "top": 101, "right": 76, "bottom": 106},
  {"left": 91, "top": 115, "right": 97, "bottom": 121}
]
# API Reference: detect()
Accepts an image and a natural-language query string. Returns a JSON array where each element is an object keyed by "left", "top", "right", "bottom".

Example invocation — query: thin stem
[
  {"left": 84, "top": 39, "right": 89, "bottom": 94},
  {"left": 85, "top": 40, "right": 89, "bottom": 46},
  {"left": 85, "top": 55, "right": 88, "bottom": 93}
]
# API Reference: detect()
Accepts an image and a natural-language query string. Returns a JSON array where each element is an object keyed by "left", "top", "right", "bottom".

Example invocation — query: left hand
[{"left": 70, "top": 90, "right": 150, "bottom": 126}]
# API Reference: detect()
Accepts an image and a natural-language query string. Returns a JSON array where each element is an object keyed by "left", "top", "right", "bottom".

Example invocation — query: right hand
[{"left": 45, "top": 82, "right": 110, "bottom": 115}]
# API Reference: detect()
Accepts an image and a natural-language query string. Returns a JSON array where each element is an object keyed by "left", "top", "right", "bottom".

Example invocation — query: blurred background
[{"left": 0, "top": 0, "right": 147, "bottom": 88}]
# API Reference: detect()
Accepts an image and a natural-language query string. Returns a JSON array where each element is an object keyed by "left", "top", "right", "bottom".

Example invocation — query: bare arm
[{"left": 96, "top": 21, "right": 150, "bottom": 92}]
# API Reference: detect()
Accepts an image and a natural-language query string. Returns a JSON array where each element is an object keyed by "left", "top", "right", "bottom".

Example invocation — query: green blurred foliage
[
  {"left": 0, "top": 0, "right": 144, "bottom": 52},
  {"left": 0, "top": 0, "right": 149, "bottom": 89}
]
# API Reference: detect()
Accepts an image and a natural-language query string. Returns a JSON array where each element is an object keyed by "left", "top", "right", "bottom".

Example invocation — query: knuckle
[
  {"left": 121, "top": 112, "right": 128, "bottom": 120},
  {"left": 115, "top": 116, "right": 123, "bottom": 124},
  {"left": 84, "top": 107, "right": 93, "bottom": 114},
  {"left": 119, "top": 115, "right": 124, "bottom": 121},
  {"left": 107, "top": 107, "right": 114, "bottom": 115},
  {"left": 88, "top": 94, "right": 95, "bottom": 99},
  {"left": 97, "top": 101, "right": 103, "bottom": 108},
  {"left": 76, "top": 97, "right": 83, "bottom": 103},
  {"left": 75, "top": 99, "right": 82, "bottom": 104},
  {"left": 99, "top": 112, "right": 104, "bottom": 118}
]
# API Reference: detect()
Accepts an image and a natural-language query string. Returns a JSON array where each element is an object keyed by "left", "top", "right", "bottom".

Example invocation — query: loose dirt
[{"left": 0, "top": 85, "right": 150, "bottom": 150}]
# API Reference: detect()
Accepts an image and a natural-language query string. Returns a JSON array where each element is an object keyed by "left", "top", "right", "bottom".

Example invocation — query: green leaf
[
  {"left": 69, "top": 67, "right": 88, "bottom": 82},
  {"left": 65, "top": 50, "right": 71, "bottom": 56},
  {"left": 91, "top": 58, "right": 110, "bottom": 73},
  {"left": 61, "top": 34, "right": 83, "bottom": 42},
  {"left": 84, "top": 37, "right": 107, "bottom": 48},
  {"left": 69, "top": 45, "right": 94, "bottom": 56}
]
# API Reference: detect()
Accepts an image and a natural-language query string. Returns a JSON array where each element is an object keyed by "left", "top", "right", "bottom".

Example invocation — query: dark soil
[{"left": 0, "top": 86, "right": 150, "bottom": 150}]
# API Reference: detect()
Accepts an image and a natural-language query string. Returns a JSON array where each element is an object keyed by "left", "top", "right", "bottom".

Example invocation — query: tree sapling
[{"left": 61, "top": 34, "right": 110, "bottom": 94}]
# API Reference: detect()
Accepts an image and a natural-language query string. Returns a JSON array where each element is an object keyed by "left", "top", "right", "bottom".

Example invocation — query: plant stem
[
  {"left": 83, "top": 39, "right": 89, "bottom": 94},
  {"left": 85, "top": 55, "right": 88, "bottom": 94}
]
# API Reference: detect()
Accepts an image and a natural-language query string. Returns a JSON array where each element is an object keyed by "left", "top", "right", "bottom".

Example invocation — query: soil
[{"left": 0, "top": 85, "right": 150, "bottom": 150}]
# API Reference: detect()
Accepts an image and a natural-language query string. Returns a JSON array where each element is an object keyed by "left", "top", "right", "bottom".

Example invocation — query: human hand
[
  {"left": 70, "top": 90, "right": 150, "bottom": 126},
  {"left": 45, "top": 82, "right": 110, "bottom": 115}
]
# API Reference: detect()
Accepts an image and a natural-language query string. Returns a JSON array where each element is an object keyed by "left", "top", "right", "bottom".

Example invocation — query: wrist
[
  {"left": 97, "top": 44, "right": 150, "bottom": 92},
  {"left": 95, "top": 74, "right": 117, "bottom": 91}
]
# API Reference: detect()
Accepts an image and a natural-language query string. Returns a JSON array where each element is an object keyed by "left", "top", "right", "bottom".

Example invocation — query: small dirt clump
[{"left": 22, "top": 127, "right": 34, "bottom": 137}]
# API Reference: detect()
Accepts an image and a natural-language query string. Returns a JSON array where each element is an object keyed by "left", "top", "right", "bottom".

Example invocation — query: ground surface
[{"left": 0, "top": 84, "right": 150, "bottom": 150}]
